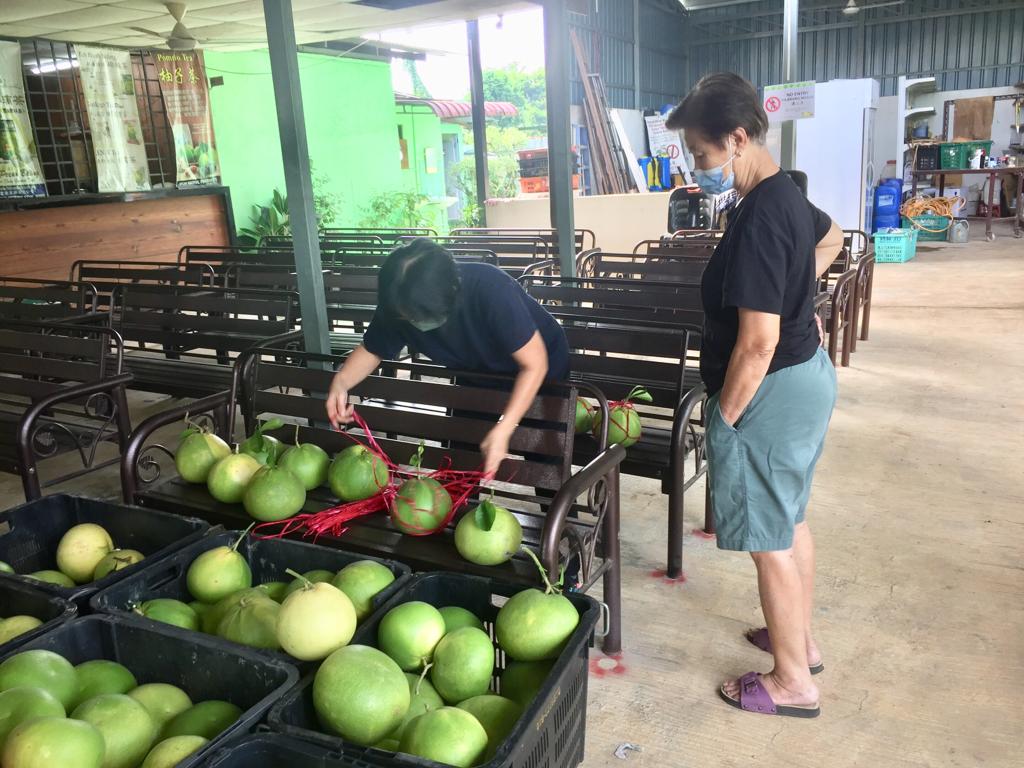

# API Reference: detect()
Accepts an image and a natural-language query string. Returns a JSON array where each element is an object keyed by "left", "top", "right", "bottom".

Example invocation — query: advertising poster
[
  {"left": 0, "top": 41, "right": 46, "bottom": 198},
  {"left": 154, "top": 50, "right": 219, "bottom": 185},
  {"left": 76, "top": 45, "right": 151, "bottom": 192}
]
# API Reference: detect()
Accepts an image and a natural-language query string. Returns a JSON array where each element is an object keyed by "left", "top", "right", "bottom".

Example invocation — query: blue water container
[{"left": 873, "top": 179, "right": 903, "bottom": 232}]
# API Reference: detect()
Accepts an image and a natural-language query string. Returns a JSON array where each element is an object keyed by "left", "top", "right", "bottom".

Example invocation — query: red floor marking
[
  {"left": 590, "top": 653, "right": 628, "bottom": 678},
  {"left": 691, "top": 528, "right": 716, "bottom": 540},
  {"left": 649, "top": 568, "right": 687, "bottom": 585}
]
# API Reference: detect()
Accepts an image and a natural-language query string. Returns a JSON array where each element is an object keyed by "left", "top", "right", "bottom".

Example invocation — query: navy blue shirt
[{"left": 363, "top": 262, "right": 570, "bottom": 380}]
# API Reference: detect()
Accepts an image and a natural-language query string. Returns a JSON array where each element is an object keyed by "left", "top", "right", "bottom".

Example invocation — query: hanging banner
[
  {"left": 0, "top": 41, "right": 46, "bottom": 198},
  {"left": 75, "top": 45, "right": 151, "bottom": 192},
  {"left": 154, "top": 50, "right": 219, "bottom": 186}
]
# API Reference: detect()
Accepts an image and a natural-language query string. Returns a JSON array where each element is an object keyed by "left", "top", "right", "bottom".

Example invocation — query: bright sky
[{"left": 368, "top": 8, "right": 546, "bottom": 100}]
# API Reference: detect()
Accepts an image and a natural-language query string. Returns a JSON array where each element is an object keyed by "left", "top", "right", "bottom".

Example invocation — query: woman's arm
[
  {"left": 480, "top": 331, "right": 549, "bottom": 476},
  {"left": 815, "top": 221, "right": 845, "bottom": 278},
  {"left": 717, "top": 309, "right": 780, "bottom": 426},
  {"left": 326, "top": 345, "right": 382, "bottom": 429}
]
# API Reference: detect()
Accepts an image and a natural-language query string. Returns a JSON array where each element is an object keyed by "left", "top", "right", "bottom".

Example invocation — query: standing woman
[{"left": 665, "top": 73, "right": 843, "bottom": 718}]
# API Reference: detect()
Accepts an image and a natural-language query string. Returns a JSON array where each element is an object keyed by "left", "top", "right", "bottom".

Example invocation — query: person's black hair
[
  {"left": 377, "top": 238, "right": 460, "bottom": 322},
  {"left": 665, "top": 72, "right": 769, "bottom": 146}
]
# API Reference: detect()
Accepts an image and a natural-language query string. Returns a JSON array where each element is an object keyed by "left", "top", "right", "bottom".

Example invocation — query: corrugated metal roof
[{"left": 394, "top": 95, "right": 519, "bottom": 119}]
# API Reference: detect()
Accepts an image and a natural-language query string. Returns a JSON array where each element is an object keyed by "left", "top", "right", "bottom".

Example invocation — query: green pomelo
[
  {"left": 374, "top": 738, "right": 400, "bottom": 751},
  {"left": 278, "top": 443, "right": 330, "bottom": 491},
  {"left": 201, "top": 588, "right": 265, "bottom": 634},
  {"left": 239, "top": 433, "right": 286, "bottom": 464},
  {"left": 216, "top": 594, "right": 281, "bottom": 650},
  {"left": 188, "top": 601, "right": 210, "bottom": 621},
  {"left": 282, "top": 569, "right": 335, "bottom": 599},
  {"left": 127, "top": 684, "right": 192, "bottom": 729},
  {"left": 378, "top": 601, "right": 446, "bottom": 671},
  {"left": 186, "top": 544, "right": 252, "bottom": 604},
  {"left": 593, "top": 404, "right": 642, "bottom": 448},
  {"left": 390, "top": 673, "right": 444, "bottom": 741},
  {"left": 575, "top": 397, "right": 595, "bottom": 433},
  {"left": 313, "top": 645, "right": 409, "bottom": 746},
  {"left": 454, "top": 501, "right": 523, "bottom": 566},
  {"left": 0, "top": 687, "right": 65, "bottom": 750},
  {"left": 136, "top": 599, "right": 199, "bottom": 631},
  {"left": 0, "top": 649, "right": 77, "bottom": 709},
  {"left": 175, "top": 431, "right": 230, "bottom": 484},
  {"left": 256, "top": 581, "right": 288, "bottom": 602},
  {"left": 242, "top": 465, "right": 306, "bottom": 522},
  {"left": 1, "top": 716, "right": 104, "bottom": 768},
  {"left": 391, "top": 477, "right": 452, "bottom": 536},
  {"left": 457, "top": 695, "right": 522, "bottom": 760},
  {"left": 71, "top": 693, "right": 156, "bottom": 768},
  {"left": 498, "top": 660, "right": 554, "bottom": 709},
  {"left": 398, "top": 707, "right": 488, "bottom": 768},
  {"left": 206, "top": 454, "right": 262, "bottom": 504},
  {"left": 92, "top": 549, "right": 145, "bottom": 581},
  {"left": 438, "top": 606, "right": 485, "bottom": 634},
  {"left": 56, "top": 523, "right": 114, "bottom": 584},
  {"left": 70, "top": 660, "right": 137, "bottom": 710},
  {"left": 495, "top": 589, "right": 579, "bottom": 661},
  {"left": 26, "top": 570, "right": 74, "bottom": 588},
  {"left": 140, "top": 735, "right": 207, "bottom": 768},
  {"left": 430, "top": 627, "right": 495, "bottom": 704},
  {"left": 0, "top": 616, "right": 42, "bottom": 644},
  {"left": 0, "top": 561, "right": 13, "bottom": 575},
  {"left": 328, "top": 445, "right": 389, "bottom": 502},
  {"left": 331, "top": 560, "right": 396, "bottom": 621},
  {"left": 159, "top": 700, "right": 241, "bottom": 741},
  {"left": 277, "top": 581, "right": 356, "bottom": 661}
]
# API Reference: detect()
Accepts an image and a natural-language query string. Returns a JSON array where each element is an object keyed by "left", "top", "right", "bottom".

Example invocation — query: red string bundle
[{"left": 254, "top": 410, "right": 488, "bottom": 542}]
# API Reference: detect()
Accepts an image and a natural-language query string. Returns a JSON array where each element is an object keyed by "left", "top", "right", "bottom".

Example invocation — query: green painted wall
[
  {"left": 205, "top": 50, "right": 402, "bottom": 233},
  {"left": 395, "top": 106, "right": 451, "bottom": 232}
]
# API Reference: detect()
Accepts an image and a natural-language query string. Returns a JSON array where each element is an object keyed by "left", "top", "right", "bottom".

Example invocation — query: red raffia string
[{"left": 254, "top": 409, "right": 489, "bottom": 542}]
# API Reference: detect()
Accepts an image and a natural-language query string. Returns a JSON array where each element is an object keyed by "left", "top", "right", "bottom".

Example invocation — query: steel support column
[
  {"left": 467, "top": 19, "right": 490, "bottom": 225},
  {"left": 542, "top": 0, "right": 576, "bottom": 277},
  {"left": 780, "top": 0, "right": 798, "bottom": 170},
  {"left": 263, "top": 0, "right": 329, "bottom": 355}
]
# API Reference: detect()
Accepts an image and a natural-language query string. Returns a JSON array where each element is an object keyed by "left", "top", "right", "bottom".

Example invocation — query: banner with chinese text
[
  {"left": 76, "top": 45, "right": 151, "bottom": 192},
  {"left": 154, "top": 50, "right": 219, "bottom": 185},
  {"left": 0, "top": 41, "right": 46, "bottom": 198}
]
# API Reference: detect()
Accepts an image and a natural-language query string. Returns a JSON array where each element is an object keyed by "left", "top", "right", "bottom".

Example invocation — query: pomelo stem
[
  {"left": 231, "top": 523, "right": 256, "bottom": 552},
  {"left": 284, "top": 567, "right": 314, "bottom": 590},
  {"left": 293, "top": 422, "right": 300, "bottom": 446},
  {"left": 519, "top": 546, "right": 559, "bottom": 595},
  {"left": 416, "top": 662, "right": 432, "bottom": 695}
]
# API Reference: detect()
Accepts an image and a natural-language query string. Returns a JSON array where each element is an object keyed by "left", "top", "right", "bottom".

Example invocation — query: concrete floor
[{"left": 2, "top": 224, "right": 1021, "bottom": 767}]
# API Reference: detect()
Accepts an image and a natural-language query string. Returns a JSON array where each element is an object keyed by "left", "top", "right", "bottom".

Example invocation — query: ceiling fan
[
  {"left": 841, "top": 0, "right": 905, "bottom": 15},
  {"left": 130, "top": 2, "right": 204, "bottom": 50}
]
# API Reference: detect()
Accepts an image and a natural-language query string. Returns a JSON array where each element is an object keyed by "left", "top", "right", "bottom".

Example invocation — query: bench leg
[
  {"left": 666, "top": 484, "right": 684, "bottom": 580},
  {"left": 860, "top": 298, "right": 872, "bottom": 342},
  {"left": 601, "top": 468, "right": 622, "bottom": 655},
  {"left": 703, "top": 474, "right": 715, "bottom": 535}
]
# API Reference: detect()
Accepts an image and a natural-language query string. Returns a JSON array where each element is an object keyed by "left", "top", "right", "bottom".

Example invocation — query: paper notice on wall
[
  {"left": 763, "top": 82, "right": 816, "bottom": 123},
  {"left": 76, "top": 45, "right": 151, "bottom": 192},
  {"left": 644, "top": 113, "right": 687, "bottom": 176},
  {"left": 0, "top": 41, "right": 46, "bottom": 198},
  {"left": 154, "top": 50, "right": 220, "bottom": 186}
]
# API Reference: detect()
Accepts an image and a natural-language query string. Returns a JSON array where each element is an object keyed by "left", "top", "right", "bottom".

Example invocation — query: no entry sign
[{"left": 763, "top": 82, "right": 816, "bottom": 123}]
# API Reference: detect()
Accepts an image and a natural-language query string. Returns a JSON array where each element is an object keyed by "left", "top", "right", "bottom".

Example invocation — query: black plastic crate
[
  {"left": 90, "top": 531, "right": 411, "bottom": 661},
  {"left": 1, "top": 615, "right": 299, "bottom": 768},
  {"left": 0, "top": 494, "right": 209, "bottom": 604},
  {"left": 0, "top": 578, "right": 77, "bottom": 656},
  {"left": 204, "top": 733, "right": 379, "bottom": 767},
  {"left": 915, "top": 145, "right": 940, "bottom": 171},
  {"left": 268, "top": 572, "right": 600, "bottom": 768}
]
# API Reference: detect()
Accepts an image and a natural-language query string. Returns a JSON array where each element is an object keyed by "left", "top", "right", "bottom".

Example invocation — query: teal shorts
[{"left": 705, "top": 346, "right": 837, "bottom": 552}]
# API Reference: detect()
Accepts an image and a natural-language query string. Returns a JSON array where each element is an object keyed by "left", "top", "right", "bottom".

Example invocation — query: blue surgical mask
[
  {"left": 694, "top": 151, "right": 736, "bottom": 195},
  {"left": 409, "top": 316, "right": 446, "bottom": 332}
]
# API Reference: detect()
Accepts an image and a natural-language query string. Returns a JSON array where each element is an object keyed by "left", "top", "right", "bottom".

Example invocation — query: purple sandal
[
  {"left": 719, "top": 672, "right": 820, "bottom": 718},
  {"left": 746, "top": 627, "right": 824, "bottom": 675}
]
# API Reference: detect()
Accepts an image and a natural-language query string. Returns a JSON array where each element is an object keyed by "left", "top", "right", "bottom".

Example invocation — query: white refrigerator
[{"left": 794, "top": 78, "right": 880, "bottom": 232}]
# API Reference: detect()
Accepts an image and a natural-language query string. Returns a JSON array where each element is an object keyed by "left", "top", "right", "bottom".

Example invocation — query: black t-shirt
[
  {"left": 700, "top": 170, "right": 832, "bottom": 396},
  {"left": 363, "top": 262, "right": 570, "bottom": 380}
]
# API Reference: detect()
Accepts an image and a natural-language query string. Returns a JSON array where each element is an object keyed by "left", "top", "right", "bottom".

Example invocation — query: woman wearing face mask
[
  {"left": 325, "top": 238, "right": 569, "bottom": 477},
  {"left": 665, "top": 73, "right": 843, "bottom": 718}
]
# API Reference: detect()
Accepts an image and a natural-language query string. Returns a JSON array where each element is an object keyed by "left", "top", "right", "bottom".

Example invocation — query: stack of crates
[{"left": 518, "top": 148, "right": 581, "bottom": 193}]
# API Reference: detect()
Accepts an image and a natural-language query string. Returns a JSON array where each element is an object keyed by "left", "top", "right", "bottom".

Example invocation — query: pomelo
[
  {"left": 277, "top": 578, "right": 356, "bottom": 661},
  {"left": 592, "top": 386, "right": 651, "bottom": 448},
  {"left": 216, "top": 593, "right": 280, "bottom": 650},
  {"left": 279, "top": 443, "right": 330, "bottom": 491},
  {"left": 438, "top": 606, "right": 485, "bottom": 634},
  {"left": 92, "top": 549, "right": 145, "bottom": 581},
  {"left": 239, "top": 427, "right": 287, "bottom": 465},
  {"left": 454, "top": 500, "right": 523, "bottom": 566},
  {"left": 175, "top": 430, "right": 230, "bottom": 483},
  {"left": 377, "top": 601, "right": 446, "bottom": 671},
  {"left": 430, "top": 627, "right": 495, "bottom": 704},
  {"left": 0, "top": 649, "right": 77, "bottom": 708},
  {"left": 0, "top": 562, "right": 12, "bottom": 575},
  {"left": 282, "top": 569, "right": 335, "bottom": 599},
  {"left": 495, "top": 588, "right": 579, "bottom": 661},
  {"left": 206, "top": 453, "right": 262, "bottom": 504},
  {"left": 390, "top": 673, "right": 444, "bottom": 741},
  {"left": 56, "top": 523, "right": 114, "bottom": 584},
  {"left": 26, "top": 570, "right": 74, "bottom": 588},
  {"left": 188, "top": 601, "right": 210, "bottom": 622},
  {"left": 457, "top": 694, "right": 522, "bottom": 760},
  {"left": 374, "top": 738, "right": 401, "bottom": 751},
  {"left": 498, "top": 660, "right": 554, "bottom": 708},
  {"left": 328, "top": 445, "right": 389, "bottom": 502},
  {"left": 186, "top": 534, "right": 252, "bottom": 604},
  {"left": 331, "top": 560, "right": 396, "bottom": 621},
  {"left": 201, "top": 588, "right": 265, "bottom": 634},
  {"left": 127, "top": 684, "right": 192, "bottom": 729},
  {"left": 159, "top": 700, "right": 241, "bottom": 741},
  {"left": 575, "top": 397, "right": 595, "bottom": 433},
  {"left": 0, "top": 616, "right": 42, "bottom": 644},
  {"left": 140, "top": 735, "right": 207, "bottom": 768},
  {"left": 0, "top": 687, "right": 65, "bottom": 750},
  {"left": 391, "top": 477, "right": 452, "bottom": 536},
  {"left": 136, "top": 599, "right": 199, "bottom": 631},
  {"left": 1, "top": 716, "right": 104, "bottom": 768},
  {"left": 70, "top": 660, "right": 137, "bottom": 710},
  {"left": 398, "top": 707, "right": 488, "bottom": 768},
  {"left": 313, "top": 645, "right": 409, "bottom": 746},
  {"left": 256, "top": 581, "right": 288, "bottom": 602},
  {"left": 242, "top": 465, "right": 306, "bottom": 522},
  {"left": 71, "top": 693, "right": 156, "bottom": 768}
]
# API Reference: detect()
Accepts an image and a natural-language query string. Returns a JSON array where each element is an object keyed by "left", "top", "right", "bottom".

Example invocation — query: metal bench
[
  {"left": 69, "top": 260, "right": 217, "bottom": 310},
  {"left": 402, "top": 235, "right": 554, "bottom": 280},
  {"left": 578, "top": 250, "right": 709, "bottom": 283},
  {"left": 451, "top": 227, "right": 597, "bottom": 253},
  {"left": 0, "top": 277, "right": 99, "bottom": 323}
]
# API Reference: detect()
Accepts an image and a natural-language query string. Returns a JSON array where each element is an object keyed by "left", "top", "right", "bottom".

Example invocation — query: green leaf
[
  {"left": 408, "top": 441, "right": 425, "bottom": 469},
  {"left": 260, "top": 418, "right": 285, "bottom": 434},
  {"left": 632, "top": 388, "right": 653, "bottom": 404},
  {"left": 474, "top": 500, "right": 497, "bottom": 532},
  {"left": 249, "top": 450, "right": 270, "bottom": 466},
  {"left": 179, "top": 427, "right": 198, "bottom": 440}
]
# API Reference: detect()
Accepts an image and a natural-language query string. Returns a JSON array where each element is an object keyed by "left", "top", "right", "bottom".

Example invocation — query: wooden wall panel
[{"left": 0, "top": 192, "right": 231, "bottom": 280}]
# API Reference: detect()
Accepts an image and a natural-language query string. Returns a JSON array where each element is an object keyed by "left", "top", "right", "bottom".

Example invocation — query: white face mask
[
  {"left": 408, "top": 316, "right": 446, "bottom": 332},
  {"left": 693, "top": 141, "right": 736, "bottom": 195}
]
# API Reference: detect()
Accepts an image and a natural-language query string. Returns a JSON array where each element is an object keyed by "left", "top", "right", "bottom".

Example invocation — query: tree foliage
[{"left": 479, "top": 65, "right": 546, "bottom": 129}]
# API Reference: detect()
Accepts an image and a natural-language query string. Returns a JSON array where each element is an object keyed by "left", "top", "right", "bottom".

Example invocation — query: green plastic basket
[
  {"left": 872, "top": 228, "right": 918, "bottom": 263},
  {"left": 939, "top": 143, "right": 966, "bottom": 169},
  {"left": 902, "top": 214, "right": 951, "bottom": 241}
]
